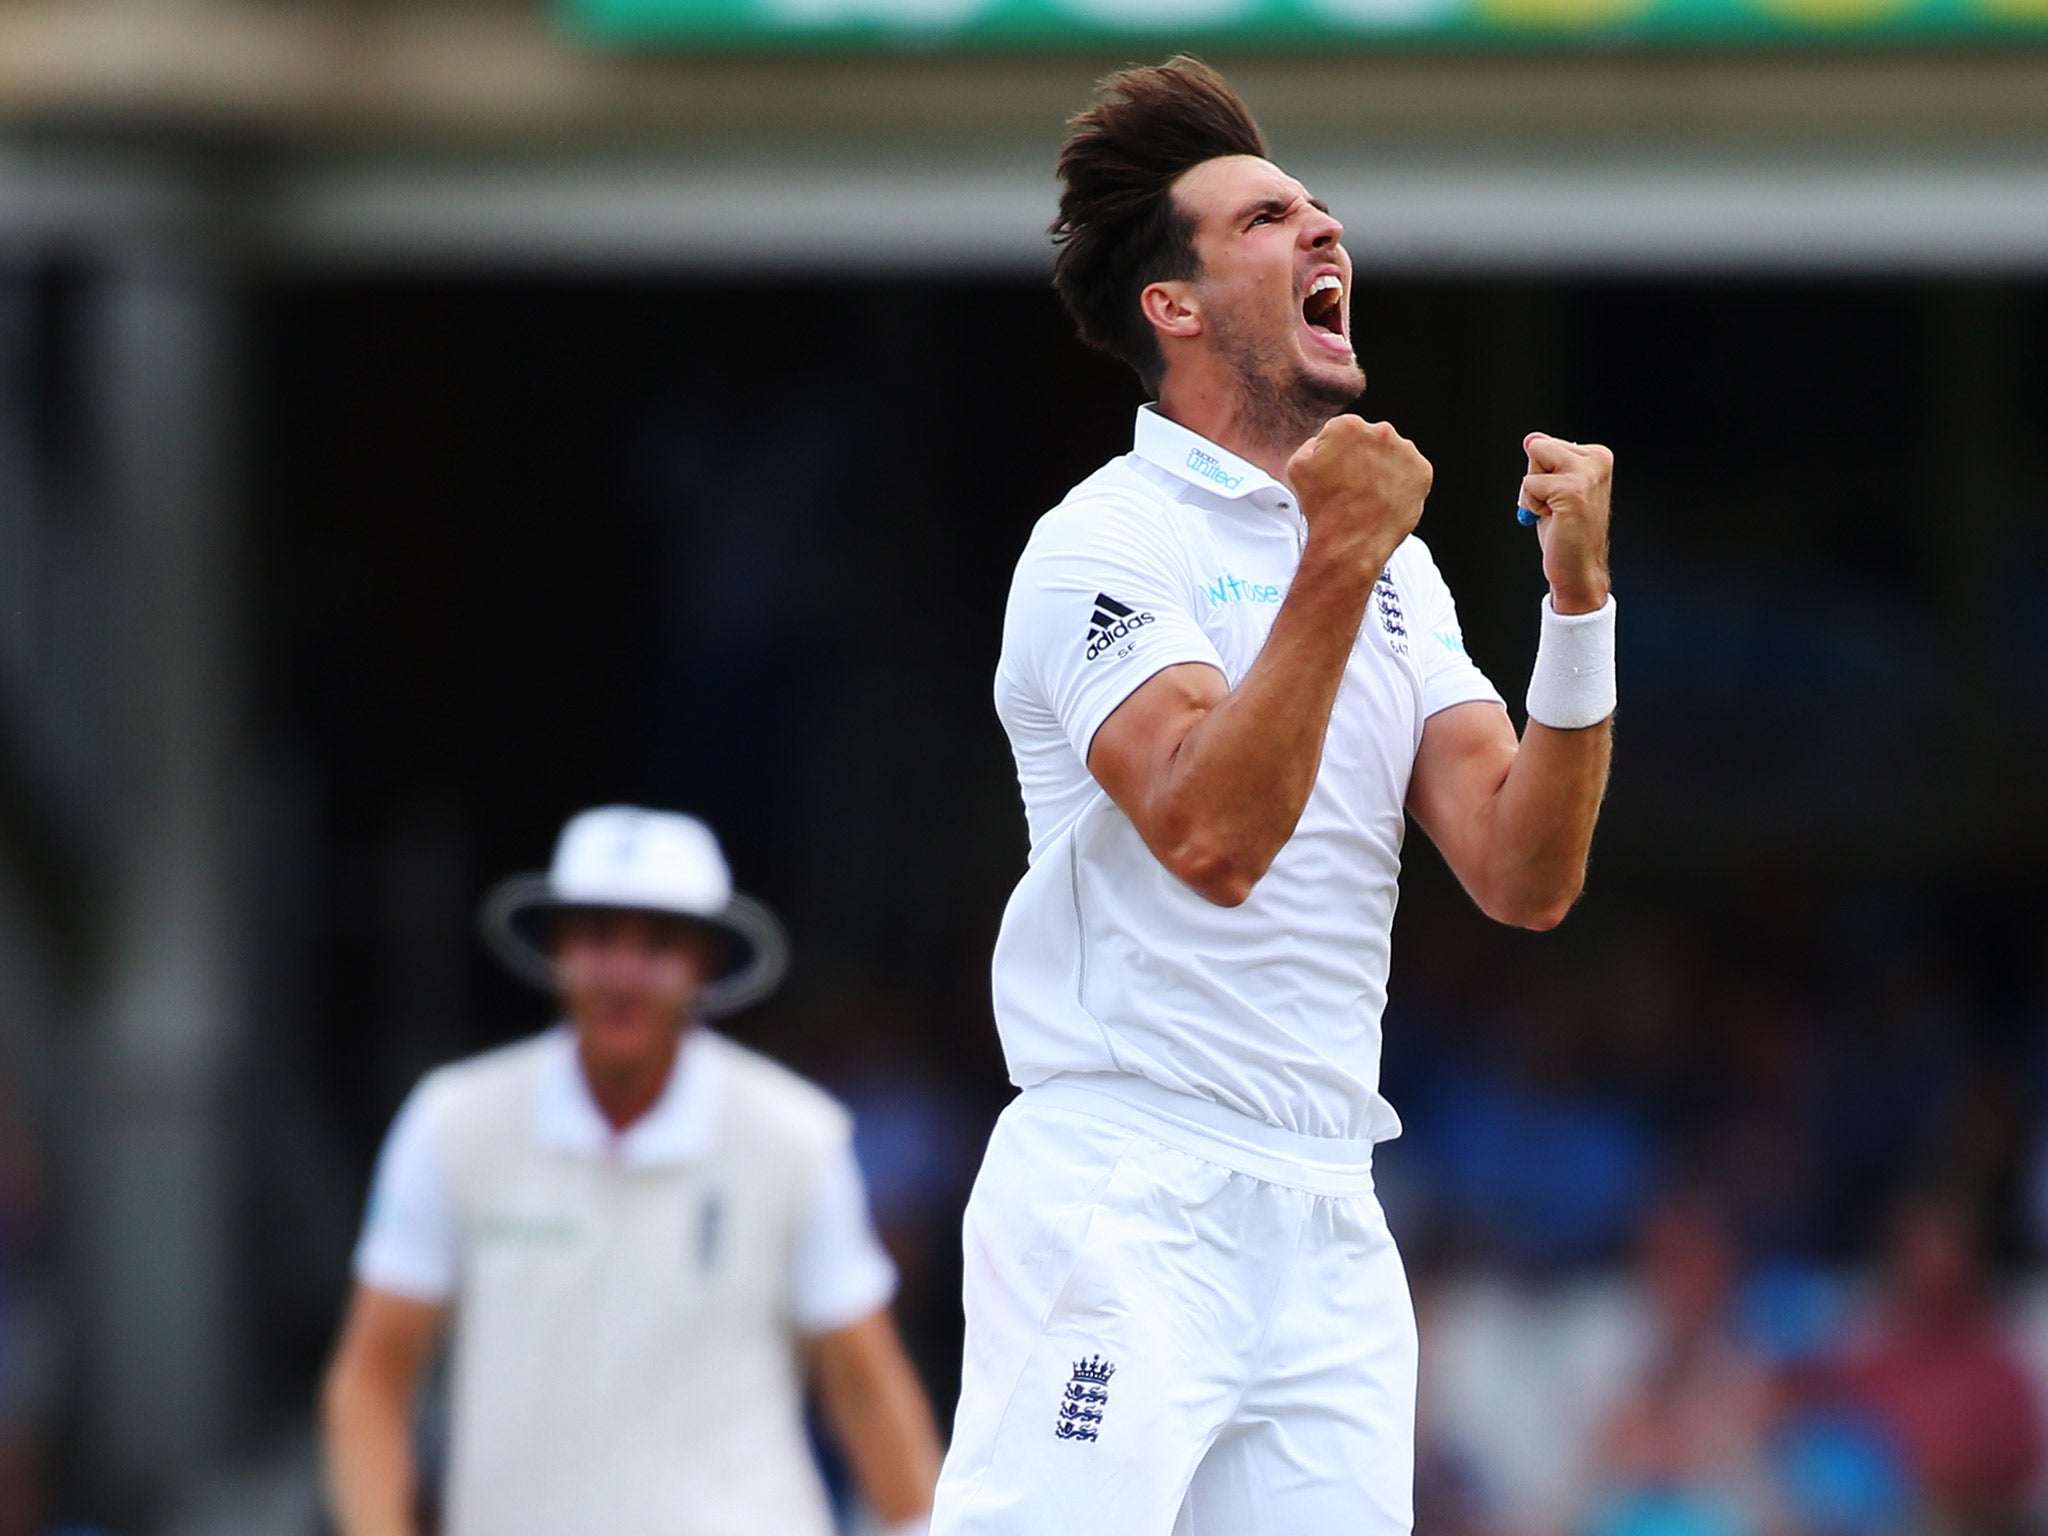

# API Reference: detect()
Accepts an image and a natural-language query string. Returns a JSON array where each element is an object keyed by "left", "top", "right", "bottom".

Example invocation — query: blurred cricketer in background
[
  {"left": 932, "top": 59, "right": 1616, "bottom": 1535},
  {"left": 321, "top": 806, "right": 942, "bottom": 1536}
]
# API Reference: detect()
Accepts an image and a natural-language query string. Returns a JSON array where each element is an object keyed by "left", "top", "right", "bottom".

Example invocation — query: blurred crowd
[
  {"left": 1374, "top": 881, "right": 2047, "bottom": 1536},
  {"left": 1415, "top": 1186, "right": 2045, "bottom": 1536},
  {"left": 7, "top": 868, "right": 2048, "bottom": 1536},
  {"left": 786, "top": 873, "right": 2048, "bottom": 1536}
]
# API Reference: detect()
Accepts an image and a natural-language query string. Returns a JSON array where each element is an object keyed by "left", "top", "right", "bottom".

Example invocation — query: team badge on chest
[
  {"left": 695, "top": 1191, "right": 723, "bottom": 1271},
  {"left": 1055, "top": 1355, "right": 1115, "bottom": 1442},
  {"left": 1373, "top": 567, "right": 1409, "bottom": 655}
]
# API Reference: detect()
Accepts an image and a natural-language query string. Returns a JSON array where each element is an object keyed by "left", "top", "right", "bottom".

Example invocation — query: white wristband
[
  {"left": 884, "top": 1518, "right": 931, "bottom": 1536},
  {"left": 1526, "top": 594, "right": 1616, "bottom": 729}
]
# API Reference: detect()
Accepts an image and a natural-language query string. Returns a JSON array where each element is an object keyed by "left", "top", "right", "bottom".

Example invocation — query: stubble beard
[{"left": 1210, "top": 301, "right": 1365, "bottom": 460}]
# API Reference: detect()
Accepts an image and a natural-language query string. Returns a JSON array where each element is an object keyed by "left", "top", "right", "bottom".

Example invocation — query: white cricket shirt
[
  {"left": 353, "top": 1025, "right": 897, "bottom": 1536},
  {"left": 991, "top": 405, "right": 1504, "bottom": 1141}
]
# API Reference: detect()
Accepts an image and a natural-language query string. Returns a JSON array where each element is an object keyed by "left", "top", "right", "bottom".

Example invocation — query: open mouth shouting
[{"left": 1301, "top": 270, "right": 1352, "bottom": 358}]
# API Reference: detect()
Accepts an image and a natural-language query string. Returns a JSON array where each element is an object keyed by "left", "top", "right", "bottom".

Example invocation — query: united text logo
[{"left": 1184, "top": 448, "right": 1244, "bottom": 492}]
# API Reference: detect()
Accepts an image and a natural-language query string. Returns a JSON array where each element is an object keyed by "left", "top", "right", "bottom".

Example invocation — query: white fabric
[
  {"left": 550, "top": 805, "right": 733, "bottom": 917},
  {"left": 530, "top": 1019, "right": 724, "bottom": 1169},
  {"left": 355, "top": 1027, "right": 896, "bottom": 1330},
  {"left": 990, "top": 404, "right": 1504, "bottom": 1141},
  {"left": 353, "top": 1082, "right": 461, "bottom": 1302},
  {"left": 351, "top": 1027, "right": 897, "bottom": 1536},
  {"left": 1524, "top": 593, "right": 1618, "bottom": 730},
  {"left": 787, "top": 1143, "right": 905, "bottom": 1335},
  {"left": 930, "top": 1090, "right": 1418, "bottom": 1536}
]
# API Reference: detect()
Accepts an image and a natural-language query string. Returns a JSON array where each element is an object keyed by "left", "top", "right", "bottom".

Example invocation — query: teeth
[{"left": 1309, "top": 274, "right": 1342, "bottom": 297}]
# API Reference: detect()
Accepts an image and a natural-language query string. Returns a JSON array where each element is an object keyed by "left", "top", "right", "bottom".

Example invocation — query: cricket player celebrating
[
  {"left": 931, "top": 59, "right": 1615, "bottom": 1535},
  {"left": 322, "top": 806, "right": 943, "bottom": 1536}
]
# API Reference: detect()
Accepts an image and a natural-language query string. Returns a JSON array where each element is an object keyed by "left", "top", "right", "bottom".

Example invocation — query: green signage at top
[{"left": 566, "top": 0, "right": 2048, "bottom": 45}]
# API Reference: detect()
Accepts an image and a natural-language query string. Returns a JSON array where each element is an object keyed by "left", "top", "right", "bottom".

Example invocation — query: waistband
[{"left": 1022, "top": 1072, "right": 1379, "bottom": 1198}]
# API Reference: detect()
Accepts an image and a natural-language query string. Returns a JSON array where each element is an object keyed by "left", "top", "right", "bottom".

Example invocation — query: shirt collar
[
  {"left": 534, "top": 1022, "right": 721, "bottom": 1169},
  {"left": 1129, "top": 404, "right": 1290, "bottom": 506}
]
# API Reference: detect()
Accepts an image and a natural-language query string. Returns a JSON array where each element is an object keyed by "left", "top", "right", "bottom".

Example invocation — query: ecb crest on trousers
[{"left": 1055, "top": 1356, "right": 1116, "bottom": 1443}]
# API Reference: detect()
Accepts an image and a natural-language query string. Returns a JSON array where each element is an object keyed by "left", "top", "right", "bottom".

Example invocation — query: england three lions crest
[
  {"left": 1373, "top": 566, "right": 1409, "bottom": 655},
  {"left": 1055, "top": 1355, "right": 1115, "bottom": 1443}
]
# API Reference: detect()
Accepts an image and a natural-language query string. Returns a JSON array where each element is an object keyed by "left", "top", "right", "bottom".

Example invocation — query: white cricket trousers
[{"left": 931, "top": 1074, "right": 1418, "bottom": 1536}]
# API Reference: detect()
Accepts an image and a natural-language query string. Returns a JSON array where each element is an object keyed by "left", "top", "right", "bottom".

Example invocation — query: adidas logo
[{"left": 1084, "top": 593, "right": 1156, "bottom": 662}]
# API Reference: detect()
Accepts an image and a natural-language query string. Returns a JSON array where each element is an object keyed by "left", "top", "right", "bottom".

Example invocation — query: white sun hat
[{"left": 477, "top": 805, "right": 789, "bottom": 1016}]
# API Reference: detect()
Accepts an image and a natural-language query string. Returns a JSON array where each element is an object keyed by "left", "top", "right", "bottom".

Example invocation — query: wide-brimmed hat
[{"left": 477, "top": 805, "right": 789, "bottom": 1016}]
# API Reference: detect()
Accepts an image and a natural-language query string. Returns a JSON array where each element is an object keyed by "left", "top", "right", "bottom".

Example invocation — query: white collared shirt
[
  {"left": 354, "top": 1024, "right": 895, "bottom": 1335},
  {"left": 354, "top": 1025, "right": 893, "bottom": 1535},
  {"left": 990, "top": 405, "right": 1504, "bottom": 1141}
]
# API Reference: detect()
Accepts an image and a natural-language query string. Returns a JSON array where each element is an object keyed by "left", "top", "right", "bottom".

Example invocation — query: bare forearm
[
  {"left": 1147, "top": 543, "right": 1378, "bottom": 900},
  {"left": 815, "top": 1320, "right": 942, "bottom": 1524},
  {"left": 1409, "top": 431, "right": 1615, "bottom": 928},
  {"left": 1480, "top": 718, "right": 1612, "bottom": 928},
  {"left": 837, "top": 1390, "right": 941, "bottom": 1521},
  {"left": 321, "top": 1372, "right": 420, "bottom": 1536},
  {"left": 1092, "top": 415, "right": 1432, "bottom": 905}
]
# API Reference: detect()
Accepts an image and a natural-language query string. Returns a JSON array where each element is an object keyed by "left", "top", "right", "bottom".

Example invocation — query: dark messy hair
[{"left": 1051, "top": 57, "right": 1268, "bottom": 393}]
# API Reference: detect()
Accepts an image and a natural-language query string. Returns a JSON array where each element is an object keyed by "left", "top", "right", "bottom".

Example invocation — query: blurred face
[
  {"left": 1638, "top": 1199, "right": 1738, "bottom": 1334},
  {"left": 552, "top": 908, "right": 722, "bottom": 1071},
  {"left": 1887, "top": 1200, "right": 1981, "bottom": 1314},
  {"left": 1167, "top": 155, "right": 1364, "bottom": 428}
]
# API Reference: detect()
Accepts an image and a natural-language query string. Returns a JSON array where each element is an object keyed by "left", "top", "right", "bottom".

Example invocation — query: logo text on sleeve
[{"left": 1084, "top": 593, "right": 1156, "bottom": 662}]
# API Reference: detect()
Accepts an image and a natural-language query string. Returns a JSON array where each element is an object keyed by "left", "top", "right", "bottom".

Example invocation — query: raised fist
[
  {"left": 1286, "top": 415, "right": 1432, "bottom": 578},
  {"left": 1518, "top": 433, "right": 1613, "bottom": 615}
]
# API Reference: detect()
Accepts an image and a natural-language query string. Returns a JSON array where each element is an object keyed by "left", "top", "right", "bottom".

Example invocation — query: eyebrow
[{"left": 1235, "top": 193, "right": 1331, "bottom": 225}]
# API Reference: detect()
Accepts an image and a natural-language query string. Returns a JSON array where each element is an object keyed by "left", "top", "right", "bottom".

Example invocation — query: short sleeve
[
  {"left": 1399, "top": 538, "right": 1505, "bottom": 719},
  {"left": 1006, "top": 496, "right": 1226, "bottom": 765},
  {"left": 786, "top": 1142, "right": 898, "bottom": 1337},
  {"left": 352, "top": 1082, "right": 460, "bottom": 1303}
]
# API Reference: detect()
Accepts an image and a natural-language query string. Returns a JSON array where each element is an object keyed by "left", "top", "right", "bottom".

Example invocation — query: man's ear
[{"left": 1139, "top": 281, "right": 1202, "bottom": 342}]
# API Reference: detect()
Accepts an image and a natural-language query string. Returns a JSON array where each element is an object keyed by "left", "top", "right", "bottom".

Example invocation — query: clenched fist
[
  {"left": 1286, "top": 415, "right": 1432, "bottom": 580},
  {"left": 1519, "top": 432, "right": 1613, "bottom": 615}
]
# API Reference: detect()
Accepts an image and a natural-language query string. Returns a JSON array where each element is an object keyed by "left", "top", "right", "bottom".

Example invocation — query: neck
[
  {"left": 1156, "top": 367, "right": 1330, "bottom": 487},
  {"left": 575, "top": 1026, "right": 685, "bottom": 1134}
]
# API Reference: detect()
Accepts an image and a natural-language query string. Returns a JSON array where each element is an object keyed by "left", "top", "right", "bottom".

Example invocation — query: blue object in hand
[{"left": 1516, "top": 505, "right": 1540, "bottom": 527}]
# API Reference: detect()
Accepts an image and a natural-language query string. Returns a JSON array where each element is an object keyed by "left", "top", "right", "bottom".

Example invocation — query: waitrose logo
[{"left": 1204, "top": 573, "right": 1283, "bottom": 607}]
